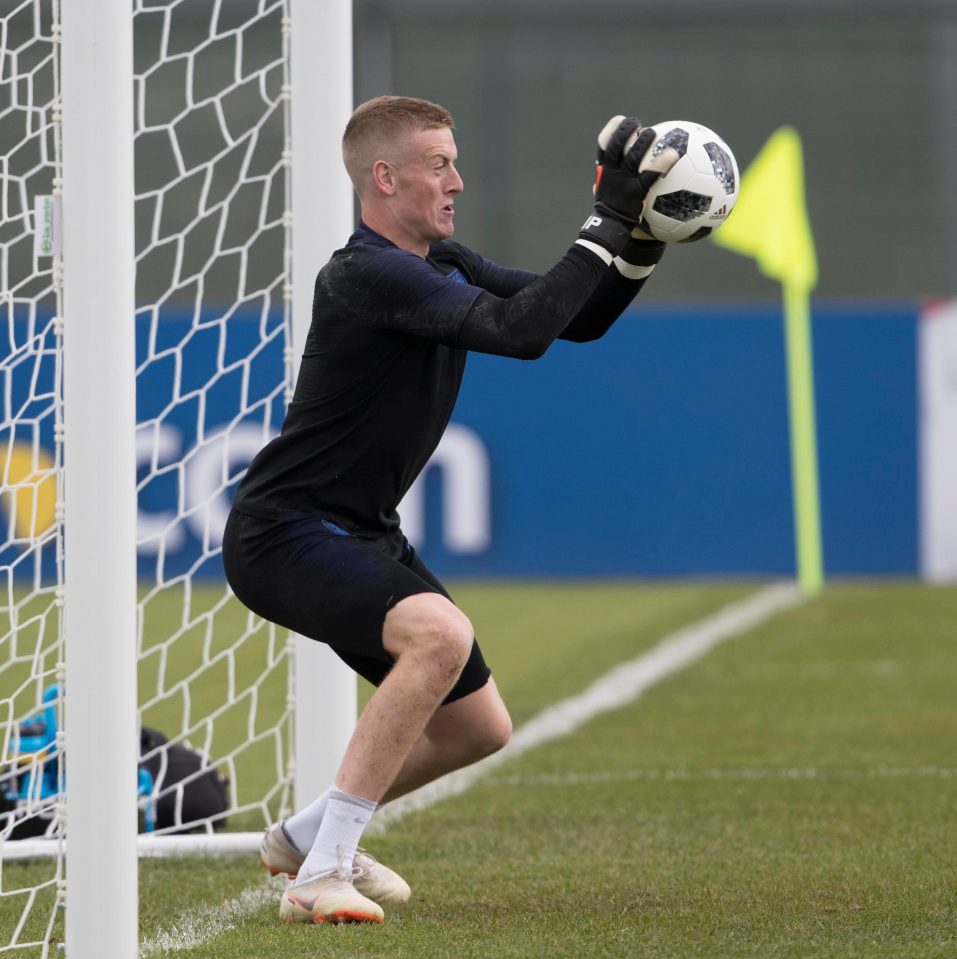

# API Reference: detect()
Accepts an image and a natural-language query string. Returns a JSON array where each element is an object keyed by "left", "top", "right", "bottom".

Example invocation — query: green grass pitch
[{"left": 4, "top": 580, "right": 956, "bottom": 957}]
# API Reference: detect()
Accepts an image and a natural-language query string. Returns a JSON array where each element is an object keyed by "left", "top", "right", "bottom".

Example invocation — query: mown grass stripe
[
  {"left": 368, "top": 581, "right": 802, "bottom": 833},
  {"left": 493, "top": 765, "right": 957, "bottom": 786},
  {"left": 137, "top": 581, "right": 801, "bottom": 954}
]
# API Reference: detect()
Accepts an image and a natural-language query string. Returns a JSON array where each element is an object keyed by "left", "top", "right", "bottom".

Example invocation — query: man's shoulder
[
  {"left": 333, "top": 225, "right": 409, "bottom": 264},
  {"left": 316, "top": 229, "right": 477, "bottom": 311},
  {"left": 324, "top": 226, "right": 479, "bottom": 276},
  {"left": 319, "top": 226, "right": 417, "bottom": 286}
]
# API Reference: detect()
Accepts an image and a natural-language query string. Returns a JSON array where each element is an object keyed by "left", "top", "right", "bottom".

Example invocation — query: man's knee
[{"left": 383, "top": 593, "right": 474, "bottom": 679}]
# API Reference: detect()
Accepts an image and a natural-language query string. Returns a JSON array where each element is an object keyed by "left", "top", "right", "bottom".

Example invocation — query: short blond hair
[{"left": 342, "top": 95, "right": 455, "bottom": 193}]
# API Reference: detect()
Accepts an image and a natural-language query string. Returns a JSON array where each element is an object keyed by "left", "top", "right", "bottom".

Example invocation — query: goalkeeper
[{"left": 223, "top": 95, "right": 677, "bottom": 925}]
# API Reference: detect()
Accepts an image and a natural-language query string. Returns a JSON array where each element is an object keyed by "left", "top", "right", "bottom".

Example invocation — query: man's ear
[{"left": 371, "top": 159, "right": 397, "bottom": 196}]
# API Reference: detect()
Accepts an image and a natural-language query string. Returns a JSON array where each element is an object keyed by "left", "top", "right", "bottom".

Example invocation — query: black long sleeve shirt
[{"left": 231, "top": 222, "right": 655, "bottom": 535}]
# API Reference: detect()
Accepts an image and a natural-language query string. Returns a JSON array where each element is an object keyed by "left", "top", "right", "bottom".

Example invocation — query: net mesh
[
  {"left": 132, "top": 0, "right": 293, "bottom": 835},
  {"left": 0, "top": 0, "right": 65, "bottom": 953},
  {"left": 1, "top": 1, "right": 296, "bottom": 952}
]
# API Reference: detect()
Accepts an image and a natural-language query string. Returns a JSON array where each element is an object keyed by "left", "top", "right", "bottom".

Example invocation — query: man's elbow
[
  {"left": 512, "top": 338, "right": 550, "bottom": 360},
  {"left": 559, "top": 329, "right": 601, "bottom": 344}
]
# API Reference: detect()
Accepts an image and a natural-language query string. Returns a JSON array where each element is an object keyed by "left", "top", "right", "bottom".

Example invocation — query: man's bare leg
[
  {"left": 280, "top": 677, "right": 511, "bottom": 856},
  {"left": 274, "top": 591, "right": 511, "bottom": 915},
  {"left": 294, "top": 592, "right": 475, "bottom": 883},
  {"left": 333, "top": 592, "right": 478, "bottom": 798},
  {"left": 379, "top": 677, "right": 512, "bottom": 803}
]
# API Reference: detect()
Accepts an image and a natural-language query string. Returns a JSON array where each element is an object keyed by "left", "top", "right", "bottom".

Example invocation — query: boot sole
[{"left": 282, "top": 909, "right": 383, "bottom": 924}]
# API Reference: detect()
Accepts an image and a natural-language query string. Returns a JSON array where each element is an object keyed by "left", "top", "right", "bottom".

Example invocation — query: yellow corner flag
[
  {"left": 713, "top": 127, "right": 817, "bottom": 291},
  {"left": 713, "top": 127, "right": 824, "bottom": 595}
]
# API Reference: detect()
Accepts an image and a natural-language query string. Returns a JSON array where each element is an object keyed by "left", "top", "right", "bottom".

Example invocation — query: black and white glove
[{"left": 578, "top": 115, "right": 678, "bottom": 259}]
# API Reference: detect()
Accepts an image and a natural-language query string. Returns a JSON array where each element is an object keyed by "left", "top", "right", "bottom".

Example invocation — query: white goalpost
[
  {"left": 60, "top": 4, "right": 139, "bottom": 959},
  {"left": 287, "top": 0, "right": 357, "bottom": 816},
  {"left": 0, "top": 1, "right": 355, "bottom": 956}
]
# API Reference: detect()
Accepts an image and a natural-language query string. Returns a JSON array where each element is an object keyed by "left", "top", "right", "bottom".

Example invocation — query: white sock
[
  {"left": 296, "top": 788, "right": 377, "bottom": 884},
  {"left": 283, "top": 786, "right": 332, "bottom": 855}
]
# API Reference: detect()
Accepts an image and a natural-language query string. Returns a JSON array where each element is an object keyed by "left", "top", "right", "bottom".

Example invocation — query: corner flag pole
[
  {"left": 712, "top": 127, "right": 823, "bottom": 595},
  {"left": 782, "top": 278, "right": 823, "bottom": 595}
]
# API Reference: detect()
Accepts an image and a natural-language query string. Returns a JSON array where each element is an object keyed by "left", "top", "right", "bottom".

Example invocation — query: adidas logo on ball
[{"left": 709, "top": 204, "right": 729, "bottom": 220}]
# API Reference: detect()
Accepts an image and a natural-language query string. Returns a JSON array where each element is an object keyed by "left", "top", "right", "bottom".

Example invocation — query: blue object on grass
[{"left": 5, "top": 684, "right": 157, "bottom": 832}]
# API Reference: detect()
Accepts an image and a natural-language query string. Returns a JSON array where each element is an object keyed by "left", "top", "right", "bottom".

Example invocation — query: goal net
[
  {"left": 132, "top": 0, "right": 292, "bottom": 840},
  {"left": 1, "top": 2, "right": 353, "bottom": 954},
  {"left": 0, "top": 2, "right": 67, "bottom": 951}
]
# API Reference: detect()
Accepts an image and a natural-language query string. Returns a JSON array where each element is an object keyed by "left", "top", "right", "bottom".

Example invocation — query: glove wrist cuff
[
  {"left": 577, "top": 211, "right": 631, "bottom": 256},
  {"left": 618, "top": 237, "right": 666, "bottom": 267},
  {"left": 612, "top": 257, "right": 655, "bottom": 280}
]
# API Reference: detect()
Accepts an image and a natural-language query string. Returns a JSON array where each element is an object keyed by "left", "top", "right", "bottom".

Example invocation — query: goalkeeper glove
[{"left": 578, "top": 115, "right": 677, "bottom": 257}]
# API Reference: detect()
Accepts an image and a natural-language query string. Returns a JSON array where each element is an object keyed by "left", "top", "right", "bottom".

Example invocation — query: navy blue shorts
[{"left": 221, "top": 509, "right": 491, "bottom": 704}]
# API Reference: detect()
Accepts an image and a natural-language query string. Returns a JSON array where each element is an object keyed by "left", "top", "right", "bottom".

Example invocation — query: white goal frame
[
  {"left": 60, "top": 2, "right": 139, "bottom": 957},
  {"left": 1, "top": 2, "right": 357, "bottom": 957}
]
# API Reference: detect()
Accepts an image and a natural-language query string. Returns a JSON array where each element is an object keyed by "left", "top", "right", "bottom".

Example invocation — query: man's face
[{"left": 388, "top": 126, "right": 463, "bottom": 253}]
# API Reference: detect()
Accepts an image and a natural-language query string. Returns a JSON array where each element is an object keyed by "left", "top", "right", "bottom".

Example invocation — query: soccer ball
[{"left": 636, "top": 120, "right": 739, "bottom": 243}]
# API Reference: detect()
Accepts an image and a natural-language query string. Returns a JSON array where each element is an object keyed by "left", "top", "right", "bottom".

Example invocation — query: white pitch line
[
  {"left": 367, "top": 581, "right": 802, "bottom": 833},
  {"left": 139, "top": 883, "right": 279, "bottom": 956},
  {"left": 137, "top": 581, "right": 802, "bottom": 953}
]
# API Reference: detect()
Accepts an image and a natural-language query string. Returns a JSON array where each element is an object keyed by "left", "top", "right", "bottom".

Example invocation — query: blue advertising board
[
  {"left": 0, "top": 303, "right": 919, "bottom": 580},
  {"left": 425, "top": 303, "right": 917, "bottom": 576}
]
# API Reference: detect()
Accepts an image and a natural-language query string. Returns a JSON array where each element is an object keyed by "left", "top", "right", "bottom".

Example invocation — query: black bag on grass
[{"left": 139, "top": 726, "right": 230, "bottom": 833}]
